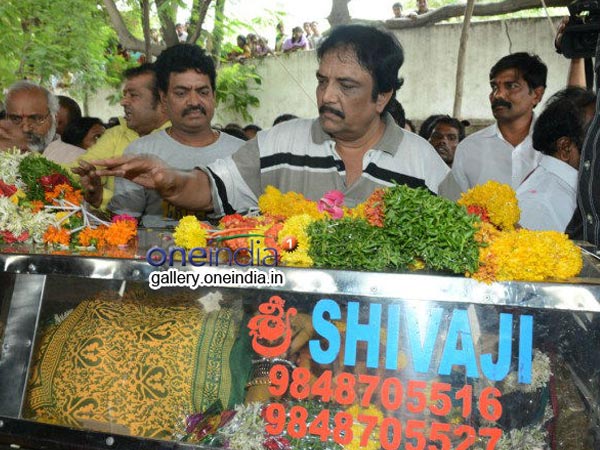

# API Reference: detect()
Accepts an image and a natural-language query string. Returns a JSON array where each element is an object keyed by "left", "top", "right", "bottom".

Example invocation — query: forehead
[
  {"left": 6, "top": 88, "right": 48, "bottom": 112},
  {"left": 318, "top": 48, "right": 372, "bottom": 80},
  {"left": 168, "top": 69, "right": 212, "bottom": 88},
  {"left": 433, "top": 122, "right": 459, "bottom": 134},
  {"left": 490, "top": 68, "right": 524, "bottom": 83},
  {"left": 124, "top": 73, "right": 154, "bottom": 91}
]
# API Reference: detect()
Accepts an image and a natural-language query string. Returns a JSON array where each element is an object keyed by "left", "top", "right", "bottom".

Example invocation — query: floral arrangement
[
  {"left": 173, "top": 181, "right": 583, "bottom": 283},
  {"left": 0, "top": 149, "right": 137, "bottom": 251}
]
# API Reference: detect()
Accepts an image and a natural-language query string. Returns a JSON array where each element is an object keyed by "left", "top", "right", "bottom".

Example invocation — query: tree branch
[
  {"left": 102, "top": 0, "right": 165, "bottom": 55},
  {"left": 188, "top": 0, "right": 212, "bottom": 45},
  {"left": 384, "top": 0, "right": 571, "bottom": 29},
  {"left": 155, "top": 0, "right": 178, "bottom": 47},
  {"left": 328, "top": 0, "right": 351, "bottom": 28}
]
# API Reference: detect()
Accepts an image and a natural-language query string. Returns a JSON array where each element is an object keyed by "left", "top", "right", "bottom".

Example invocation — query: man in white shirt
[
  {"left": 517, "top": 93, "right": 589, "bottom": 232},
  {"left": 452, "top": 53, "right": 547, "bottom": 193}
]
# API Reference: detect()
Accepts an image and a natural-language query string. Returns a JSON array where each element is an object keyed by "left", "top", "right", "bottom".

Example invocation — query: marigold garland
[
  {"left": 43, "top": 226, "right": 71, "bottom": 247},
  {"left": 104, "top": 219, "right": 137, "bottom": 247},
  {"left": 173, "top": 216, "right": 211, "bottom": 249},
  {"left": 277, "top": 214, "right": 315, "bottom": 267},
  {"left": 458, "top": 180, "right": 520, "bottom": 230},
  {"left": 472, "top": 229, "right": 582, "bottom": 282},
  {"left": 258, "top": 185, "right": 325, "bottom": 219}
]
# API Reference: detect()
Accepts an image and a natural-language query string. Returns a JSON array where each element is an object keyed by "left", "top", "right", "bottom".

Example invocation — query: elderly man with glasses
[{"left": 1, "top": 80, "right": 84, "bottom": 163}]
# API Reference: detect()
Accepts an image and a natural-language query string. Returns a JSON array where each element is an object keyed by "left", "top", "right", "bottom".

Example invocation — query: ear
[
  {"left": 531, "top": 86, "right": 545, "bottom": 108},
  {"left": 376, "top": 90, "right": 394, "bottom": 114},
  {"left": 555, "top": 136, "right": 572, "bottom": 162}
]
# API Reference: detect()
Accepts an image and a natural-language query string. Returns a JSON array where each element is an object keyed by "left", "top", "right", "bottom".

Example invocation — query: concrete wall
[{"left": 91, "top": 17, "right": 572, "bottom": 128}]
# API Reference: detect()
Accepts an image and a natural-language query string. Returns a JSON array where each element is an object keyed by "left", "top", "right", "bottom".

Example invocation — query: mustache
[
  {"left": 319, "top": 105, "right": 345, "bottom": 119},
  {"left": 491, "top": 99, "right": 512, "bottom": 110},
  {"left": 182, "top": 105, "right": 207, "bottom": 116}
]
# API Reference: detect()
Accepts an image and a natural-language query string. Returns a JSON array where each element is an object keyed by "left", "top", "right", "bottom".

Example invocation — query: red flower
[
  {"left": 39, "top": 173, "right": 71, "bottom": 192},
  {"left": 364, "top": 188, "right": 386, "bottom": 227},
  {"left": 0, "top": 230, "right": 29, "bottom": 243},
  {"left": 263, "top": 436, "right": 291, "bottom": 450},
  {"left": 466, "top": 204, "right": 490, "bottom": 222},
  {"left": 0, "top": 180, "right": 18, "bottom": 197}
]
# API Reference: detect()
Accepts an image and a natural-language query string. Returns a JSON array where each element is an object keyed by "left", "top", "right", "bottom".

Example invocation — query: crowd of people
[{"left": 0, "top": 21, "right": 598, "bottom": 246}]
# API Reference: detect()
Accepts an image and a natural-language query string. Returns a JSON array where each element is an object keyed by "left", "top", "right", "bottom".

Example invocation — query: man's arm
[{"left": 94, "top": 154, "right": 214, "bottom": 211}]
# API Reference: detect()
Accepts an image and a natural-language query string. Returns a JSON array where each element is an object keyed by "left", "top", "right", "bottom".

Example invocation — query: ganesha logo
[{"left": 248, "top": 296, "right": 297, "bottom": 358}]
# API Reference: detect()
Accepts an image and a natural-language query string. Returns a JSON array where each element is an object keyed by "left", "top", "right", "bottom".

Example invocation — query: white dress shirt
[
  {"left": 451, "top": 120, "right": 542, "bottom": 193},
  {"left": 516, "top": 154, "right": 578, "bottom": 232}
]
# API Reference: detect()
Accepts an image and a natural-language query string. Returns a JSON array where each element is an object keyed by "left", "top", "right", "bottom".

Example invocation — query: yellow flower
[
  {"left": 258, "top": 185, "right": 325, "bottom": 219},
  {"left": 278, "top": 214, "right": 315, "bottom": 267},
  {"left": 9, "top": 189, "right": 25, "bottom": 205},
  {"left": 55, "top": 211, "right": 70, "bottom": 223},
  {"left": 472, "top": 229, "right": 582, "bottom": 282},
  {"left": 458, "top": 181, "right": 520, "bottom": 230},
  {"left": 345, "top": 202, "right": 367, "bottom": 219},
  {"left": 173, "top": 216, "right": 209, "bottom": 249}
]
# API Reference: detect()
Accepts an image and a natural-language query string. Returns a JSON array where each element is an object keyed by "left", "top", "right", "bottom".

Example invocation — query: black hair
[
  {"left": 489, "top": 52, "right": 547, "bottom": 91},
  {"left": 533, "top": 98, "right": 585, "bottom": 156},
  {"left": 429, "top": 115, "right": 467, "bottom": 141},
  {"left": 221, "top": 126, "right": 248, "bottom": 141},
  {"left": 419, "top": 114, "right": 445, "bottom": 140},
  {"left": 123, "top": 63, "right": 161, "bottom": 107},
  {"left": 62, "top": 117, "right": 105, "bottom": 148},
  {"left": 546, "top": 86, "right": 596, "bottom": 112},
  {"left": 273, "top": 114, "right": 298, "bottom": 126},
  {"left": 387, "top": 98, "right": 406, "bottom": 128},
  {"left": 317, "top": 24, "right": 404, "bottom": 112},
  {"left": 243, "top": 124, "right": 262, "bottom": 133},
  {"left": 155, "top": 44, "right": 216, "bottom": 93},
  {"left": 57, "top": 95, "right": 82, "bottom": 125},
  {"left": 237, "top": 35, "right": 248, "bottom": 46},
  {"left": 393, "top": 2, "right": 403, "bottom": 8}
]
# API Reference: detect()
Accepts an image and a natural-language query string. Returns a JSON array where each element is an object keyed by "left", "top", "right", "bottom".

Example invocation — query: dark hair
[
  {"left": 155, "top": 44, "right": 216, "bottom": 93},
  {"left": 419, "top": 114, "right": 445, "bottom": 140},
  {"left": 317, "top": 24, "right": 404, "bottom": 112},
  {"left": 221, "top": 126, "right": 248, "bottom": 141},
  {"left": 58, "top": 95, "right": 82, "bottom": 125},
  {"left": 62, "top": 117, "right": 105, "bottom": 148},
  {"left": 123, "top": 63, "right": 161, "bottom": 107},
  {"left": 237, "top": 35, "right": 247, "bottom": 46},
  {"left": 243, "top": 124, "right": 262, "bottom": 133},
  {"left": 429, "top": 115, "right": 467, "bottom": 141},
  {"left": 546, "top": 86, "right": 596, "bottom": 112},
  {"left": 273, "top": 114, "right": 298, "bottom": 126},
  {"left": 404, "top": 119, "right": 416, "bottom": 133},
  {"left": 533, "top": 99, "right": 585, "bottom": 156},
  {"left": 489, "top": 52, "right": 547, "bottom": 91},
  {"left": 386, "top": 98, "right": 406, "bottom": 128},
  {"left": 393, "top": 2, "right": 403, "bottom": 9}
]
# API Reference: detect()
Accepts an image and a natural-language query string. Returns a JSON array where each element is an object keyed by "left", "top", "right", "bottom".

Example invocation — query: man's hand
[
  {"left": 72, "top": 160, "right": 103, "bottom": 208},
  {"left": 0, "top": 119, "right": 28, "bottom": 151},
  {"left": 92, "top": 154, "right": 182, "bottom": 201}
]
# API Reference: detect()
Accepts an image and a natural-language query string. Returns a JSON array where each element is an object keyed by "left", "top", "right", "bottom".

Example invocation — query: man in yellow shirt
[{"left": 72, "top": 63, "right": 168, "bottom": 208}]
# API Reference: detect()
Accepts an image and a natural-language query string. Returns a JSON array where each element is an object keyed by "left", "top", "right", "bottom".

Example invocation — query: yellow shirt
[{"left": 68, "top": 118, "right": 169, "bottom": 209}]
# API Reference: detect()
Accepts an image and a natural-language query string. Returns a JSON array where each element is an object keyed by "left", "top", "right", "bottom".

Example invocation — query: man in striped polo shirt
[{"left": 93, "top": 24, "right": 456, "bottom": 216}]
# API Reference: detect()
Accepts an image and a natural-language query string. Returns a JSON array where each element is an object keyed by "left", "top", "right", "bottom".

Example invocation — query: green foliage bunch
[
  {"left": 216, "top": 63, "right": 261, "bottom": 122},
  {"left": 19, "top": 153, "right": 80, "bottom": 201},
  {"left": 0, "top": 0, "right": 129, "bottom": 101},
  {"left": 308, "top": 185, "right": 481, "bottom": 274}
]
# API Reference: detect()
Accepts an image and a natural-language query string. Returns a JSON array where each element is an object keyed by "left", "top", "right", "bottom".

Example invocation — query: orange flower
[
  {"left": 30, "top": 200, "right": 44, "bottom": 213},
  {"left": 364, "top": 188, "right": 386, "bottom": 227},
  {"left": 43, "top": 226, "right": 70, "bottom": 246},
  {"left": 104, "top": 220, "right": 137, "bottom": 246},
  {"left": 44, "top": 183, "right": 83, "bottom": 205},
  {"left": 77, "top": 227, "right": 105, "bottom": 247}
]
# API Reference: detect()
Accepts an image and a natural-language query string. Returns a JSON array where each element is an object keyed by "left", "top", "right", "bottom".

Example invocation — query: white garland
[
  {"left": 502, "top": 349, "right": 552, "bottom": 394},
  {"left": 0, "top": 197, "right": 55, "bottom": 243},
  {"left": 0, "top": 148, "right": 26, "bottom": 189},
  {"left": 216, "top": 402, "right": 266, "bottom": 450}
]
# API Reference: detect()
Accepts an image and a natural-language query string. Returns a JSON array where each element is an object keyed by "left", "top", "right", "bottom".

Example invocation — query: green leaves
[
  {"left": 308, "top": 185, "right": 481, "bottom": 275},
  {"left": 216, "top": 62, "right": 262, "bottom": 122}
]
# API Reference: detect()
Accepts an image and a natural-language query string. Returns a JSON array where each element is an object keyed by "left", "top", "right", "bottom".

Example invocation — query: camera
[{"left": 560, "top": 0, "right": 600, "bottom": 59}]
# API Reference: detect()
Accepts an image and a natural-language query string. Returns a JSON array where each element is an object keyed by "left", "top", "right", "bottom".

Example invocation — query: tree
[
  {"left": 101, "top": 0, "right": 213, "bottom": 56},
  {"left": 0, "top": 0, "right": 128, "bottom": 101}
]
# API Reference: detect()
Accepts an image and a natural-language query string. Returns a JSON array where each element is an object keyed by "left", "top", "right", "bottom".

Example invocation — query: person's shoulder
[{"left": 124, "top": 130, "right": 168, "bottom": 154}]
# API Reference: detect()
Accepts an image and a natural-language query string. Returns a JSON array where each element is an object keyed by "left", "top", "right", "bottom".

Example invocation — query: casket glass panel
[{"left": 13, "top": 272, "right": 600, "bottom": 450}]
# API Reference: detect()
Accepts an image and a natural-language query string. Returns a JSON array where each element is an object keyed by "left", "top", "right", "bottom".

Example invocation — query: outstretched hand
[
  {"left": 72, "top": 160, "right": 103, "bottom": 208},
  {"left": 92, "top": 154, "right": 182, "bottom": 200}
]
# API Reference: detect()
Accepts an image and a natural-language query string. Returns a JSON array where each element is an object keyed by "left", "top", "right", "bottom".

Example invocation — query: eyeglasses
[{"left": 6, "top": 111, "right": 51, "bottom": 126}]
